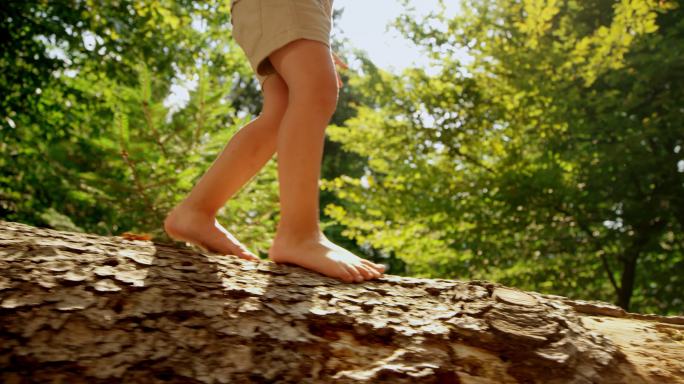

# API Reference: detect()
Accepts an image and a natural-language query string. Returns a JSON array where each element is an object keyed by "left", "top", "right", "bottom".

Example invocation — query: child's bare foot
[
  {"left": 268, "top": 233, "right": 385, "bottom": 283},
  {"left": 164, "top": 202, "right": 259, "bottom": 261}
]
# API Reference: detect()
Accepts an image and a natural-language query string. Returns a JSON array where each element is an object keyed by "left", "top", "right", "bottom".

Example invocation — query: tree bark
[{"left": 1, "top": 220, "right": 683, "bottom": 384}]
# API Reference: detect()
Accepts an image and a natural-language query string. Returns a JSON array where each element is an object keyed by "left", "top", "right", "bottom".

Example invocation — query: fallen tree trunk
[{"left": 0, "top": 220, "right": 682, "bottom": 384}]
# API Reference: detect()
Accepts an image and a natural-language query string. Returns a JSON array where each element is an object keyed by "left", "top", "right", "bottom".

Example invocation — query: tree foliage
[
  {"left": 322, "top": 0, "right": 683, "bottom": 314},
  {"left": 2, "top": 0, "right": 681, "bottom": 314},
  {"left": 1, "top": 0, "right": 278, "bottom": 252}
]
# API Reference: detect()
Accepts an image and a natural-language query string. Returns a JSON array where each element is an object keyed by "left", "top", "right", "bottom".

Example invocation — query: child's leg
[
  {"left": 164, "top": 74, "right": 289, "bottom": 261},
  {"left": 265, "top": 38, "right": 385, "bottom": 283}
]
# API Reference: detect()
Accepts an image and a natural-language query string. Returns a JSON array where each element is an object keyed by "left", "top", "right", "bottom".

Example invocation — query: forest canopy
[{"left": 1, "top": 0, "right": 682, "bottom": 315}]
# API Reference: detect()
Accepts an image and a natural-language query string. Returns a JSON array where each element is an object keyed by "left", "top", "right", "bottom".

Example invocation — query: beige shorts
[{"left": 230, "top": 0, "right": 334, "bottom": 88}]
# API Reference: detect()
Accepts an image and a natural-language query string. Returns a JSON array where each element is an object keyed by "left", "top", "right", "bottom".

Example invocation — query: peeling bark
[{"left": 1, "top": 220, "right": 683, "bottom": 384}]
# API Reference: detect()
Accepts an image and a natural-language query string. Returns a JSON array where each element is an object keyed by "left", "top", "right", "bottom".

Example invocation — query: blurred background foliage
[{"left": 1, "top": 0, "right": 682, "bottom": 314}]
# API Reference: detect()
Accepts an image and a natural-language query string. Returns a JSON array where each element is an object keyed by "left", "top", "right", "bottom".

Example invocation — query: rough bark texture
[{"left": 1, "top": 220, "right": 683, "bottom": 384}]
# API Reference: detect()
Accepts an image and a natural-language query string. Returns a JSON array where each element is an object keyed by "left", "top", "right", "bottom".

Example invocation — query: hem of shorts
[{"left": 252, "top": 27, "right": 331, "bottom": 80}]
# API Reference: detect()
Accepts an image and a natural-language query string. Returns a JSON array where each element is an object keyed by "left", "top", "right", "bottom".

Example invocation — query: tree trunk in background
[
  {"left": 618, "top": 251, "right": 638, "bottom": 312},
  {"left": 1, "top": 220, "right": 683, "bottom": 384}
]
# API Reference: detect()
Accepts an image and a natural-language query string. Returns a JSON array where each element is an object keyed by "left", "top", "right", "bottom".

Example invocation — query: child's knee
[
  {"left": 290, "top": 73, "right": 338, "bottom": 113},
  {"left": 296, "top": 86, "right": 337, "bottom": 115}
]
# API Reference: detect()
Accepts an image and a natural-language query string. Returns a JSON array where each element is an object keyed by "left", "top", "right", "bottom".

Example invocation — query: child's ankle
[
  {"left": 178, "top": 199, "right": 217, "bottom": 219},
  {"left": 274, "top": 228, "right": 324, "bottom": 244}
]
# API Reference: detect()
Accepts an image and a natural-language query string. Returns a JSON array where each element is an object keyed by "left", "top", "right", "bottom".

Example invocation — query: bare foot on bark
[
  {"left": 268, "top": 233, "right": 385, "bottom": 283},
  {"left": 164, "top": 203, "right": 259, "bottom": 262}
]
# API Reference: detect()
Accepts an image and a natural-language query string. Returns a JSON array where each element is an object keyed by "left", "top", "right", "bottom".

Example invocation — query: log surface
[{"left": 0, "top": 220, "right": 682, "bottom": 383}]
